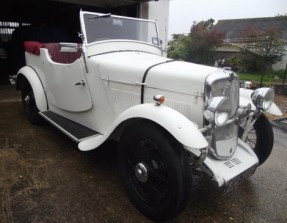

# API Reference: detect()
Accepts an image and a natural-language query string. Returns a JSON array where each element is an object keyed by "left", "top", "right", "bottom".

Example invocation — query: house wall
[
  {"left": 140, "top": 0, "right": 170, "bottom": 51},
  {"left": 214, "top": 45, "right": 242, "bottom": 67}
]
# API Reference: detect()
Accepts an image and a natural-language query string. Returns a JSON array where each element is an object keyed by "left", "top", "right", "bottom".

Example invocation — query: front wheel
[
  {"left": 240, "top": 113, "right": 274, "bottom": 165},
  {"left": 118, "top": 122, "right": 191, "bottom": 221}
]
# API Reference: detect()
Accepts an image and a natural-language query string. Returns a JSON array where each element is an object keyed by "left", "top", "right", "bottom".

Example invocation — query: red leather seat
[
  {"left": 24, "top": 41, "right": 44, "bottom": 55},
  {"left": 43, "top": 43, "right": 82, "bottom": 64}
]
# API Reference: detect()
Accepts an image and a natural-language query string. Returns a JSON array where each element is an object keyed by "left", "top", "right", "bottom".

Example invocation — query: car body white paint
[
  {"left": 16, "top": 11, "right": 281, "bottom": 189},
  {"left": 204, "top": 138, "right": 259, "bottom": 187},
  {"left": 79, "top": 103, "right": 208, "bottom": 151}
]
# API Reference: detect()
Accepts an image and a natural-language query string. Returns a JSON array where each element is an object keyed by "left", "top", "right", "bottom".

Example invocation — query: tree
[
  {"left": 239, "top": 26, "right": 286, "bottom": 85},
  {"left": 168, "top": 19, "right": 225, "bottom": 65},
  {"left": 167, "top": 34, "right": 191, "bottom": 60},
  {"left": 276, "top": 13, "right": 287, "bottom": 17},
  {"left": 188, "top": 19, "right": 225, "bottom": 64}
]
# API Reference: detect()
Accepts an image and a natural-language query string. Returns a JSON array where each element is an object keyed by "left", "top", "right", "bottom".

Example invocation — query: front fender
[
  {"left": 17, "top": 66, "right": 47, "bottom": 111},
  {"left": 79, "top": 104, "right": 208, "bottom": 152},
  {"left": 240, "top": 88, "right": 282, "bottom": 116}
]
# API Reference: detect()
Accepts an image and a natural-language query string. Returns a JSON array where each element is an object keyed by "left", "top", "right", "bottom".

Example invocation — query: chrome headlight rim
[
  {"left": 204, "top": 96, "right": 232, "bottom": 127},
  {"left": 251, "top": 87, "right": 274, "bottom": 111}
]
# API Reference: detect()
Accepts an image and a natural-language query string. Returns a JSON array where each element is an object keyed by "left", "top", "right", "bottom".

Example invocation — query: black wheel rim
[{"left": 126, "top": 137, "right": 169, "bottom": 207}]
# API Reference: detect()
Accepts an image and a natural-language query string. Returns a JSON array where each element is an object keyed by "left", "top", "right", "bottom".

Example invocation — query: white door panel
[{"left": 44, "top": 60, "right": 92, "bottom": 112}]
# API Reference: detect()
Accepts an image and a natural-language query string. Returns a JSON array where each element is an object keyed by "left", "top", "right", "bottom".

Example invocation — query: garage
[{"left": 0, "top": 0, "right": 158, "bottom": 84}]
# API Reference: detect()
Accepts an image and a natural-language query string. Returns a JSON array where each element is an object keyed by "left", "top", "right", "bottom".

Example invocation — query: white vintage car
[{"left": 16, "top": 11, "right": 282, "bottom": 221}]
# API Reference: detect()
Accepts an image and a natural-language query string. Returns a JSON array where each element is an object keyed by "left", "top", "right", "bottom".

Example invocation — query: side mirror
[{"left": 152, "top": 37, "right": 163, "bottom": 46}]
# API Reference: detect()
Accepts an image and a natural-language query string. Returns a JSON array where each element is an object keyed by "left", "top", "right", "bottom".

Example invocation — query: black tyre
[
  {"left": 118, "top": 122, "right": 191, "bottom": 221},
  {"left": 240, "top": 113, "right": 274, "bottom": 165},
  {"left": 21, "top": 81, "right": 43, "bottom": 125}
]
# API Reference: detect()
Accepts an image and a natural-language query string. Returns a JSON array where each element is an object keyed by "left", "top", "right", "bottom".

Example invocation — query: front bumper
[
  {"left": 202, "top": 138, "right": 259, "bottom": 187},
  {"left": 223, "top": 164, "right": 257, "bottom": 193}
]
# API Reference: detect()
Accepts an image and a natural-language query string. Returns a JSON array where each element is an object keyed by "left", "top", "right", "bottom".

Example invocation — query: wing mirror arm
[{"left": 78, "top": 32, "right": 89, "bottom": 74}]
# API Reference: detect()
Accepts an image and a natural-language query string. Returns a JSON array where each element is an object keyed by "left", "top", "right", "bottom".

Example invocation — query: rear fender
[
  {"left": 79, "top": 104, "right": 208, "bottom": 152},
  {"left": 17, "top": 66, "right": 47, "bottom": 111},
  {"left": 240, "top": 88, "right": 282, "bottom": 116}
]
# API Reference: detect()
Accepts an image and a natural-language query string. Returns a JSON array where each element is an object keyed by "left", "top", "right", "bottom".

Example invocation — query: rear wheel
[
  {"left": 240, "top": 114, "right": 274, "bottom": 165},
  {"left": 21, "top": 81, "right": 43, "bottom": 125},
  {"left": 118, "top": 122, "right": 191, "bottom": 221}
]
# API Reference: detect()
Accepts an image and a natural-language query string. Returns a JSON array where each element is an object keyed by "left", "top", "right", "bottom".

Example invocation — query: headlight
[
  {"left": 251, "top": 87, "right": 274, "bottom": 110},
  {"left": 205, "top": 71, "right": 239, "bottom": 119},
  {"left": 204, "top": 96, "right": 232, "bottom": 126}
]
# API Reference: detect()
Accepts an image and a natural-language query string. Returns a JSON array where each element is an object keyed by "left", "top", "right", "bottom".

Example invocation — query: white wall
[{"left": 140, "top": 0, "right": 170, "bottom": 51}]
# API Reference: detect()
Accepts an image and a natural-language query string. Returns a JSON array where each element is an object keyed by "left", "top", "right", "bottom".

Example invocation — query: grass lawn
[{"left": 237, "top": 72, "right": 284, "bottom": 86}]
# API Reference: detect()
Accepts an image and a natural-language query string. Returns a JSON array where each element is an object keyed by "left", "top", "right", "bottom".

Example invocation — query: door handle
[{"left": 75, "top": 80, "right": 85, "bottom": 86}]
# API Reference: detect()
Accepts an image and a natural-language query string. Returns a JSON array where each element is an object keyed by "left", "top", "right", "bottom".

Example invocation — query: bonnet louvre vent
[{"left": 224, "top": 158, "right": 242, "bottom": 168}]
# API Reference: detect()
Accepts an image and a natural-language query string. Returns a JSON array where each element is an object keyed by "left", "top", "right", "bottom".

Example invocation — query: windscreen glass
[{"left": 83, "top": 13, "right": 159, "bottom": 46}]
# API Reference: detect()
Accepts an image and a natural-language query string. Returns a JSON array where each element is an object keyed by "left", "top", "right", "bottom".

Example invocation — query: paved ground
[{"left": 0, "top": 85, "right": 286, "bottom": 223}]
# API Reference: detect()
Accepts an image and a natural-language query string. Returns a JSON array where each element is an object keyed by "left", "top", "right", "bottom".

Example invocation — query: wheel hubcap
[
  {"left": 127, "top": 138, "right": 169, "bottom": 206},
  {"left": 135, "top": 163, "right": 148, "bottom": 183},
  {"left": 24, "top": 95, "right": 30, "bottom": 105}
]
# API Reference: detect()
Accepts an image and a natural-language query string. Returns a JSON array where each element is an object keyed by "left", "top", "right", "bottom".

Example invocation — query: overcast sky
[{"left": 169, "top": 0, "right": 287, "bottom": 38}]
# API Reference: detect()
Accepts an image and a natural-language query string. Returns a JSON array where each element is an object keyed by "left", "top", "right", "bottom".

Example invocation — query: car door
[{"left": 43, "top": 58, "right": 92, "bottom": 112}]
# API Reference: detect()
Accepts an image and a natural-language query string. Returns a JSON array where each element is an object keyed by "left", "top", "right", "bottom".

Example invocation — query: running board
[{"left": 39, "top": 111, "right": 100, "bottom": 142}]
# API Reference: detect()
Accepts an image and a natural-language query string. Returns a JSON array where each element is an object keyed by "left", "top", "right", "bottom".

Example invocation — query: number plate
[{"left": 223, "top": 165, "right": 258, "bottom": 194}]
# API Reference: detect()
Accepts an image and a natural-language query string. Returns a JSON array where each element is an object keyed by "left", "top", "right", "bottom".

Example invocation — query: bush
[
  {"left": 228, "top": 56, "right": 242, "bottom": 72},
  {"left": 272, "top": 69, "right": 285, "bottom": 79}
]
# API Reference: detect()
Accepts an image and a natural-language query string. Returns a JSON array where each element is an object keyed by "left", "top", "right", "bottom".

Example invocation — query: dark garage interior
[{"left": 0, "top": 0, "right": 149, "bottom": 84}]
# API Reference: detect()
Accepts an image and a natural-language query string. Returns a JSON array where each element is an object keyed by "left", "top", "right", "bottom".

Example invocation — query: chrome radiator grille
[
  {"left": 205, "top": 71, "right": 240, "bottom": 159},
  {"left": 210, "top": 122, "right": 239, "bottom": 159}
]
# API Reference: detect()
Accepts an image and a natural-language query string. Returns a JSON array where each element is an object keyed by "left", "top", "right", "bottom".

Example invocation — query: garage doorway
[{"left": 0, "top": 0, "right": 141, "bottom": 84}]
